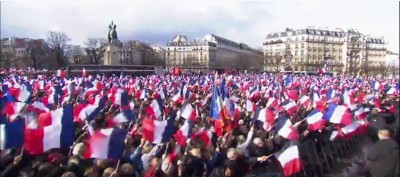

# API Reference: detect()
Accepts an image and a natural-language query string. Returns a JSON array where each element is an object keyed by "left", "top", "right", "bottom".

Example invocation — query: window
[
  {"left": 295, "top": 51, "right": 298, "bottom": 56},
  {"left": 295, "top": 37, "right": 298, "bottom": 41},
  {"left": 301, "top": 50, "right": 304, "bottom": 55},
  {"left": 301, "top": 43, "right": 304, "bottom": 48},
  {"left": 295, "top": 44, "right": 298, "bottom": 49}
]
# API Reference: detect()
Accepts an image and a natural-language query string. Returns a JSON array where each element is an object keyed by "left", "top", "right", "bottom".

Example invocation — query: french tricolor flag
[
  {"left": 87, "top": 128, "right": 128, "bottom": 159},
  {"left": 274, "top": 117, "right": 299, "bottom": 141},
  {"left": 323, "top": 103, "right": 352, "bottom": 125},
  {"left": 24, "top": 104, "right": 75, "bottom": 155},
  {"left": 326, "top": 88, "right": 336, "bottom": 102},
  {"left": 78, "top": 96, "right": 108, "bottom": 122},
  {"left": 209, "top": 86, "right": 225, "bottom": 120},
  {"left": 266, "top": 97, "right": 279, "bottom": 108},
  {"left": 279, "top": 100, "right": 298, "bottom": 115},
  {"left": 192, "top": 128, "right": 212, "bottom": 147},
  {"left": 342, "top": 93, "right": 356, "bottom": 110},
  {"left": 173, "top": 120, "right": 194, "bottom": 147},
  {"left": 138, "top": 88, "right": 147, "bottom": 100},
  {"left": 106, "top": 109, "right": 134, "bottom": 127},
  {"left": 56, "top": 70, "right": 66, "bottom": 78},
  {"left": 142, "top": 117, "right": 175, "bottom": 144},
  {"left": 354, "top": 107, "right": 370, "bottom": 120},
  {"left": 340, "top": 120, "right": 368, "bottom": 140},
  {"left": 37, "top": 105, "right": 74, "bottom": 127},
  {"left": 0, "top": 117, "right": 24, "bottom": 150},
  {"left": 2, "top": 101, "right": 26, "bottom": 118},
  {"left": 109, "top": 88, "right": 125, "bottom": 105},
  {"left": 7, "top": 87, "right": 30, "bottom": 102},
  {"left": 220, "top": 79, "right": 233, "bottom": 117},
  {"left": 180, "top": 103, "right": 197, "bottom": 121},
  {"left": 305, "top": 109, "right": 326, "bottom": 131},
  {"left": 144, "top": 98, "right": 164, "bottom": 120},
  {"left": 274, "top": 144, "right": 301, "bottom": 177},
  {"left": 386, "top": 86, "right": 398, "bottom": 95},
  {"left": 254, "top": 108, "right": 277, "bottom": 131},
  {"left": 299, "top": 95, "right": 311, "bottom": 108},
  {"left": 246, "top": 99, "right": 256, "bottom": 112}
]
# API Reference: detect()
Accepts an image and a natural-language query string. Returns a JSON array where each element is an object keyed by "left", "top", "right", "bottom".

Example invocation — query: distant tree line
[{"left": 0, "top": 31, "right": 165, "bottom": 70}]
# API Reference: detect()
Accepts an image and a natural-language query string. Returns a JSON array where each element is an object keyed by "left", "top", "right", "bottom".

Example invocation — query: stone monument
[{"left": 103, "top": 21, "right": 121, "bottom": 65}]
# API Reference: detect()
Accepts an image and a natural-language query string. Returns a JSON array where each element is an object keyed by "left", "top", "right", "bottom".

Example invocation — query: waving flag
[
  {"left": 323, "top": 103, "right": 352, "bottom": 125},
  {"left": 254, "top": 108, "right": 276, "bottom": 131},
  {"left": 37, "top": 104, "right": 74, "bottom": 128},
  {"left": 279, "top": 100, "right": 298, "bottom": 115},
  {"left": 87, "top": 128, "right": 128, "bottom": 159},
  {"left": 0, "top": 117, "right": 24, "bottom": 150},
  {"left": 173, "top": 120, "right": 194, "bottom": 147},
  {"left": 274, "top": 117, "right": 299, "bottom": 141},
  {"left": 106, "top": 109, "right": 134, "bottom": 127},
  {"left": 220, "top": 78, "right": 232, "bottom": 117},
  {"left": 24, "top": 104, "right": 74, "bottom": 155},
  {"left": 142, "top": 117, "right": 175, "bottom": 144},
  {"left": 209, "top": 86, "right": 224, "bottom": 120},
  {"left": 299, "top": 95, "right": 311, "bottom": 108},
  {"left": 56, "top": 70, "right": 66, "bottom": 78},
  {"left": 180, "top": 103, "right": 197, "bottom": 121},
  {"left": 144, "top": 98, "right": 164, "bottom": 120},
  {"left": 246, "top": 99, "right": 256, "bottom": 112},
  {"left": 2, "top": 101, "right": 26, "bottom": 118},
  {"left": 7, "top": 87, "right": 30, "bottom": 102},
  {"left": 305, "top": 109, "right": 326, "bottom": 131},
  {"left": 274, "top": 144, "right": 301, "bottom": 177}
]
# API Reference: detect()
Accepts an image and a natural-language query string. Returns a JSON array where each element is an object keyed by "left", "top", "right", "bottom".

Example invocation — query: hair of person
[{"left": 36, "top": 162, "right": 55, "bottom": 177}]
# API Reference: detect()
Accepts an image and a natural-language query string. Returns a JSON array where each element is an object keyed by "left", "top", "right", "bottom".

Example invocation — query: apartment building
[
  {"left": 263, "top": 27, "right": 387, "bottom": 73},
  {"left": 166, "top": 34, "right": 263, "bottom": 70}
]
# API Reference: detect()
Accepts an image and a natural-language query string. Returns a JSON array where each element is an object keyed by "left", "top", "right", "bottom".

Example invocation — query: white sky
[{"left": 1, "top": 0, "right": 399, "bottom": 52}]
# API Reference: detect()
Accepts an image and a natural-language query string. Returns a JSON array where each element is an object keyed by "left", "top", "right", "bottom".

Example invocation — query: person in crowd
[
  {"left": 367, "top": 127, "right": 399, "bottom": 177},
  {"left": 0, "top": 70, "right": 399, "bottom": 177}
]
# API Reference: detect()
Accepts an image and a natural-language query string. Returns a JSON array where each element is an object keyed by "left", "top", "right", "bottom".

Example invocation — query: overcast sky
[{"left": 1, "top": 0, "right": 398, "bottom": 52}]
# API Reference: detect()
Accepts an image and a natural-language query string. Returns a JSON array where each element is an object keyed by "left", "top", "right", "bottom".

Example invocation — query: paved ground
[{"left": 325, "top": 138, "right": 372, "bottom": 177}]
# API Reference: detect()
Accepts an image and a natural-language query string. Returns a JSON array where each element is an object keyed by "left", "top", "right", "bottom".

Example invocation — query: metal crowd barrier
[
  {"left": 254, "top": 135, "right": 364, "bottom": 177},
  {"left": 292, "top": 135, "right": 364, "bottom": 177}
]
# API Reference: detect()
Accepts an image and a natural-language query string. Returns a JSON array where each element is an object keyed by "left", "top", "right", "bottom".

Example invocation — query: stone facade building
[
  {"left": 166, "top": 34, "right": 263, "bottom": 70},
  {"left": 263, "top": 27, "right": 387, "bottom": 74}
]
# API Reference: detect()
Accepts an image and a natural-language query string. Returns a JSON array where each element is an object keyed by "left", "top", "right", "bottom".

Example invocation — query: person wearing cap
[{"left": 367, "top": 127, "right": 399, "bottom": 177}]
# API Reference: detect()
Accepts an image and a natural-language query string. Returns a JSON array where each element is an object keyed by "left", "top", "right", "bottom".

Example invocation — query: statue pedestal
[{"left": 103, "top": 45, "right": 120, "bottom": 65}]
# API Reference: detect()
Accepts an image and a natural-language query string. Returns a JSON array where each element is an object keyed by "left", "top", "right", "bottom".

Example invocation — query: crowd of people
[{"left": 0, "top": 69, "right": 399, "bottom": 177}]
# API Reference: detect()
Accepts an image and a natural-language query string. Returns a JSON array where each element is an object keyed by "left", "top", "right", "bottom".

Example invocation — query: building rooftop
[
  {"left": 366, "top": 38, "right": 385, "bottom": 44},
  {"left": 266, "top": 27, "right": 346, "bottom": 39},
  {"left": 14, "top": 38, "right": 26, "bottom": 48}
]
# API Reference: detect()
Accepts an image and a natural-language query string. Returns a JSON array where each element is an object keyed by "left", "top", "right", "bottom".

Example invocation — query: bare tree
[
  {"left": 69, "top": 45, "right": 83, "bottom": 64},
  {"left": 84, "top": 38, "right": 106, "bottom": 65},
  {"left": 26, "top": 40, "right": 45, "bottom": 69},
  {"left": 0, "top": 50, "right": 15, "bottom": 69},
  {"left": 274, "top": 55, "right": 283, "bottom": 72},
  {"left": 347, "top": 50, "right": 362, "bottom": 75},
  {"left": 360, "top": 61, "right": 369, "bottom": 75},
  {"left": 46, "top": 31, "right": 71, "bottom": 68}
]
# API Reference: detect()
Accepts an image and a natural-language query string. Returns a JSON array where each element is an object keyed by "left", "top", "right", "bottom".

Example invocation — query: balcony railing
[
  {"left": 263, "top": 40, "right": 284, "bottom": 45},
  {"left": 306, "top": 39, "right": 344, "bottom": 44}
]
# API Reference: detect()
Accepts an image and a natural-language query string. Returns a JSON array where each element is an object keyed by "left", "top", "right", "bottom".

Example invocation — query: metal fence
[{"left": 255, "top": 135, "right": 364, "bottom": 177}]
